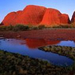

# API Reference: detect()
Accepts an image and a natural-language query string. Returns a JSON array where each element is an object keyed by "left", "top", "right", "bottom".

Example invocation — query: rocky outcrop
[
  {"left": 2, "top": 12, "right": 16, "bottom": 26},
  {"left": 40, "top": 8, "right": 70, "bottom": 27},
  {"left": 2, "top": 5, "right": 46, "bottom": 26},
  {"left": 60, "top": 14, "right": 70, "bottom": 25},
  {"left": 15, "top": 5, "right": 46, "bottom": 25},
  {"left": 2, "top": 5, "right": 70, "bottom": 27},
  {"left": 71, "top": 11, "right": 75, "bottom": 24}
]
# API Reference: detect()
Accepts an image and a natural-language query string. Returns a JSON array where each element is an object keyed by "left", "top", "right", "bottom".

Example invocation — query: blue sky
[{"left": 0, "top": 0, "right": 75, "bottom": 22}]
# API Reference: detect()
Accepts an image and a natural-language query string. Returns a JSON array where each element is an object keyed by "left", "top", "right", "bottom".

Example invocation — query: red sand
[{"left": 0, "top": 29, "right": 75, "bottom": 41}]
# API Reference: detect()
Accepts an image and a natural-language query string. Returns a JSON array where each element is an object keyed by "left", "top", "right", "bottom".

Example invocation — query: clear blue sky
[{"left": 0, "top": 0, "right": 75, "bottom": 22}]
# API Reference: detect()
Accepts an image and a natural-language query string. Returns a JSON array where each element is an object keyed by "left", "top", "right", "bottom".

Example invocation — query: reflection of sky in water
[
  {"left": 57, "top": 41, "right": 75, "bottom": 47},
  {"left": 0, "top": 39, "right": 74, "bottom": 66}
]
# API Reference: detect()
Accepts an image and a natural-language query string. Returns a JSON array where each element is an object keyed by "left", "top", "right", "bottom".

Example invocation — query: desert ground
[{"left": 0, "top": 28, "right": 75, "bottom": 40}]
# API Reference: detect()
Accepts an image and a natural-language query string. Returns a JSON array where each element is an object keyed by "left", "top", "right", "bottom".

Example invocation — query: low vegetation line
[
  {"left": 39, "top": 46, "right": 75, "bottom": 60},
  {"left": 0, "top": 50, "right": 75, "bottom": 75},
  {"left": 0, "top": 24, "right": 75, "bottom": 31}
]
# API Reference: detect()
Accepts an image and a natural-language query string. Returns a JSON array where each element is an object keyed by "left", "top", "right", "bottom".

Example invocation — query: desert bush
[
  {"left": 6, "top": 25, "right": 14, "bottom": 31},
  {"left": 0, "top": 50, "right": 75, "bottom": 75},
  {"left": 0, "top": 24, "right": 29, "bottom": 31},
  {"left": 29, "top": 26, "right": 39, "bottom": 30},
  {"left": 38, "top": 25, "right": 46, "bottom": 29},
  {"left": 0, "top": 26, "right": 7, "bottom": 31},
  {"left": 12, "top": 24, "right": 29, "bottom": 31},
  {"left": 52, "top": 25, "right": 70, "bottom": 28}
]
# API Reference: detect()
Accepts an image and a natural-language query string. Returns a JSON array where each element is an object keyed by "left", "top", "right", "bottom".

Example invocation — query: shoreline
[{"left": 0, "top": 50, "right": 74, "bottom": 75}]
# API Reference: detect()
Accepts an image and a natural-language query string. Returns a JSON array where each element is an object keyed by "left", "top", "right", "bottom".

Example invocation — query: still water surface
[{"left": 0, "top": 38, "right": 74, "bottom": 66}]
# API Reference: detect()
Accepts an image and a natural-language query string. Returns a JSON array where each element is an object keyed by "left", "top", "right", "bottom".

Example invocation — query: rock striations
[{"left": 40, "top": 8, "right": 70, "bottom": 27}]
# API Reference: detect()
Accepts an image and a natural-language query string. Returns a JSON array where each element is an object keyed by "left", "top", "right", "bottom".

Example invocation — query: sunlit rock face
[
  {"left": 13, "top": 10, "right": 22, "bottom": 25},
  {"left": 25, "top": 39, "right": 60, "bottom": 48},
  {"left": 71, "top": 11, "right": 75, "bottom": 24},
  {"left": 2, "top": 11, "right": 22, "bottom": 26},
  {"left": 15, "top": 5, "right": 46, "bottom": 26},
  {"left": 60, "top": 14, "right": 70, "bottom": 25},
  {"left": 2, "top": 5, "right": 46, "bottom": 26},
  {"left": 2, "top": 5, "right": 70, "bottom": 27},
  {"left": 2, "top": 12, "right": 16, "bottom": 26},
  {"left": 40, "top": 8, "right": 70, "bottom": 27}
]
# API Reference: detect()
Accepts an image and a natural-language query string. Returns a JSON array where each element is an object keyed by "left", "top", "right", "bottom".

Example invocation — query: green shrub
[
  {"left": 0, "top": 26, "right": 7, "bottom": 31},
  {"left": 12, "top": 24, "right": 29, "bottom": 31},
  {"left": 38, "top": 25, "right": 45, "bottom": 29},
  {"left": 6, "top": 25, "right": 14, "bottom": 31},
  {"left": 51, "top": 25, "right": 71, "bottom": 28},
  {"left": 30, "top": 26, "right": 39, "bottom": 30}
]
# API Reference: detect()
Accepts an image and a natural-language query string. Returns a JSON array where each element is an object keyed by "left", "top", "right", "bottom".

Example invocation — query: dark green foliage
[
  {"left": 39, "top": 46, "right": 75, "bottom": 60},
  {"left": 29, "top": 26, "right": 39, "bottom": 30},
  {"left": 0, "top": 24, "right": 75, "bottom": 31},
  {"left": 52, "top": 25, "right": 70, "bottom": 28},
  {"left": 38, "top": 25, "right": 46, "bottom": 29},
  {"left": 0, "top": 50, "right": 74, "bottom": 75},
  {"left": 6, "top": 25, "right": 14, "bottom": 31},
  {"left": 0, "top": 26, "right": 7, "bottom": 31},
  {"left": 0, "top": 24, "right": 29, "bottom": 31},
  {"left": 13, "top": 24, "right": 29, "bottom": 31}
]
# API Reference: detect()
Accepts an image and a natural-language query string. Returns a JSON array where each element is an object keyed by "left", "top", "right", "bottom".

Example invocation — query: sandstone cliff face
[
  {"left": 2, "top": 12, "right": 16, "bottom": 26},
  {"left": 71, "top": 11, "right": 75, "bottom": 24},
  {"left": 40, "top": 8, "right": 61, "bottom": 27},
  {"left": 2, "top": 11, "right": 22, "bottom": 26},
  {"left": 60, "top": 14, "right": 70, "bottom": 25},
  {"left": 40, "top": 9, "right": 70, "bottom": 27},
  {"left": 15, "top": 5, "right": 46, "bottom": 25},
  {"left": 2, "top": 5, "right": 70, "bottom": 27},
  {"left": 12, "top": 10, "right": 22, "bottom": 25}
]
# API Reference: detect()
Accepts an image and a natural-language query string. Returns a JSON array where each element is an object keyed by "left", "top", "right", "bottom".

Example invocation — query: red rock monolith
[
  {"left": 2, "top": 5, "right": 70, "bottom": 27},
  {"left": 71, "top": 11, "right": 75, "bottom": 24},
  {"left": 15, "top": 5, "right": 46, "bottom": 26},
  {"left": 40, "top": 8, "right": 70, "bottom": 27}
]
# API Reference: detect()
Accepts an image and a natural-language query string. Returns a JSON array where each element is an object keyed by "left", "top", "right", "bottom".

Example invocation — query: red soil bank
[
  {"left": 71, "top": 11, "right": 75, "bottom": 24},
  {"left": 2, "top": 5, "right": 70, "bottom": 27}
]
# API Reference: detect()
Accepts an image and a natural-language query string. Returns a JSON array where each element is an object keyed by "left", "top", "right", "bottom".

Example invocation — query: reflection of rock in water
[
  {"left": 26, "top": 38, "right": 60, "bottom": 48},
  {"left": 0, "top": 38, "right": 60, "bottom": 48}
]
